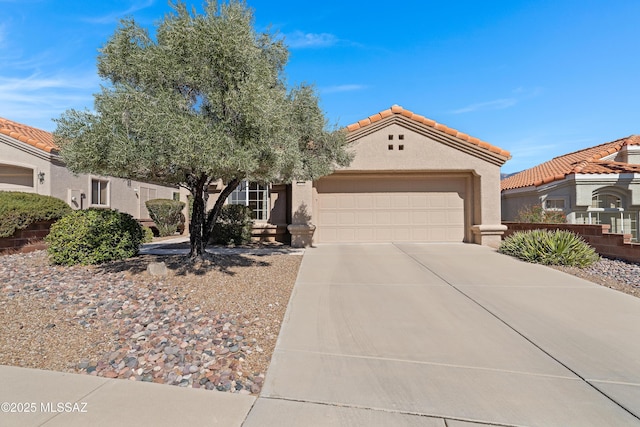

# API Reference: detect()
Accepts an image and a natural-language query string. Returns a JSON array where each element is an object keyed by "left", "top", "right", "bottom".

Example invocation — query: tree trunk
[
  {"left": 188, "top": 175, "right": 208, "bottom": 259},
  {"left": 203, "top": 177, "right": 241, "bottom": 244}
]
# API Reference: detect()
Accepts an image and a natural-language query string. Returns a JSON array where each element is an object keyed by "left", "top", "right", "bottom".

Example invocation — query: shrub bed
[
  {"left": 145, "top": 199, "right": 185, "bottom": 237},
  {"left": 46, "top": 209, "right": 144, "bottom": 265},
  {"left": 0, "top": 191, "right": 72, "bottom": 238},
  {"left": 210, "top": 204, "right": 253, "bottom": 245},
  {"left": 498, "top": 229, "right": 599, "bottom": 267}
]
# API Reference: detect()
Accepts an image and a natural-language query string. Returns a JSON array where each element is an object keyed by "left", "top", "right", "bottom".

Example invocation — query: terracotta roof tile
[
  {"left": 0, "top": 117, "right": 58, "bottom": 153},
  {"left": 501, "top": 135, "right": 640, "bottom": 191},
  {"left": 345, "top": 105, "right": 510, "bottom": 160}
]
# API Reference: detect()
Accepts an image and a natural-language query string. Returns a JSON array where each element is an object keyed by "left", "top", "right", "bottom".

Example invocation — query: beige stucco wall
[
  {"left": 1, "top": 138, "right": 178, "bottom": 219},
  {"left": 0, "top": 135, "right": 52, "bottom": 195},
  {"left": 290, "top": 118, "right": 508, "bottom": 246},
  {"left": 501, "top": 174, "right": 640, "bottom": 223}
]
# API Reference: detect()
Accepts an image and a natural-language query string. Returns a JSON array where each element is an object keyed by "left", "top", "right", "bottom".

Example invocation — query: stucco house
[
  {"left": 206, "top": 105, "right": 511, "bottom": 247},
  {"left": 501, "top": 135, "right": 640, "bottom": 241},
  {"left": 0, "top": 117, "right": 179, "bottom": 219}
]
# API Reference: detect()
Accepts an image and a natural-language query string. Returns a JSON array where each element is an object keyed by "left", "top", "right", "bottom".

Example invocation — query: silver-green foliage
[
  {"left": 210, "top": 204, "right": 253, "bottom": 245},
  {"left": 498, "top": 229, "right": 599, "bottom": 267},
  {"left": 46, "top": 209, "right": 144, "bottom": 265},
  {"left": 53, "top": 0, "right": 352, "bottom": 257},
  {"left": 0, "top": 191, "right": 72, "bottom": 238},
  {"left": 145, "top": 198, "right": 185, "bottom": 237}
]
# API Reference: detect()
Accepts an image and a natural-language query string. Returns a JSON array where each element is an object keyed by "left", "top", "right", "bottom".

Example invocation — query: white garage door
[{"left": 315, "top": 175, "right": 466, "bottom": 243}]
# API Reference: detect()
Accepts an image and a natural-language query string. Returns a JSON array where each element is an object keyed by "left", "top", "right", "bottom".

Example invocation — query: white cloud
[
  {"left": 83, "top": 0, "right": 155, "bottom": 24},
  {"left": 321, "top": 84, "right": 366, "bottom": 94},
  {"left": 451, "top": 98, "right": 517, "bottom": 114},
  {"left": 285, "top": 31, "right": 338, "bottom": 49},
  {"left": 451, "top": 87, "right": 543, "bottom": 114},
  {"left": 0, "top": 72, "right": 99, "bottom": 131}
]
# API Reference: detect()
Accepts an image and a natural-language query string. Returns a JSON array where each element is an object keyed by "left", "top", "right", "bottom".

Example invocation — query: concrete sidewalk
[
  {"left": 0, "top": 365, "right": 255, "bottom": 426},
  {"left": 245, "top": 243, "right": 640, "bottom": 426}
]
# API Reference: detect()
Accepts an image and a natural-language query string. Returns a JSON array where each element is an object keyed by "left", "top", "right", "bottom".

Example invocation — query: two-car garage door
[{"left": 315, "top": 174, "right": 467, "bottom": 243}]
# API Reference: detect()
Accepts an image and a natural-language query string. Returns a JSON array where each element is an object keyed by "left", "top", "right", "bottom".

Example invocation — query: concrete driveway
[{"left": 244, "top": 243, "right": 640, "bottom": 427}]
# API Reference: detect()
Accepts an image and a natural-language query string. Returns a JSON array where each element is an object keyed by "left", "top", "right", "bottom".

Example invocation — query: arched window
[{"left": 591, "top": 193, "right": 622, "bottom": 209}]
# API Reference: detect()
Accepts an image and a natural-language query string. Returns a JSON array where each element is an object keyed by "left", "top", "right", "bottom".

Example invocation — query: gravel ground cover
[
  {"left": 1, "top": 246, "right": 638, "bottom": 396},
  {"left": 0, "top": 248, "right": 301, "bottom": 395},
  {"left": 551, "top": 257, "right": 640, "bottom": 297}
]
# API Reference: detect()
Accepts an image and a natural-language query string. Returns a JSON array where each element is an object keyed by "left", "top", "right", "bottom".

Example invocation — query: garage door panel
[
  {"left": 356, "top": 211, "right": 374, "bottom": 225},
  {"left": 338, "top": 196, "right": 356, "bottom": 209},
  {"left": 393, "top": 195, "right": 411, "bottom": 208},
  {"left": 375, "top": 196, "right": 391, "bottom": 208},
  {"left": 338, "top": 212, "right": 355, "bottom": 225},
  {"left": 316, "top": 176, "right": 466, "bottom": 243},
  {"left": 319, "top": 212, "right": 338, "bottom": 225},
  {"left": 356, "top": 195, "right": 374, "bottom": 209}
]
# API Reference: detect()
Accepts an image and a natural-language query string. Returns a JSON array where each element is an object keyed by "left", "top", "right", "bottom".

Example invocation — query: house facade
[
  {"left": 501, "top": 135, "right": 640, "bottom": 241},
  {"left": 206, "top": 105, "right": 511, "bottom": 247},
  {"left": 0, "top": 117, "right": 179, "bottom": 219}
]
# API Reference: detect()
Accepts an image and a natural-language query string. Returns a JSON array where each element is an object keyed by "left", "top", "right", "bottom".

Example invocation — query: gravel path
[{"left": 0, "top": 249, "right": 301, "bottom": 395}]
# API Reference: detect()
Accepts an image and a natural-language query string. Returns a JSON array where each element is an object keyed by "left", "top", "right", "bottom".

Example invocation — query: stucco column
[
  {"left": 473, "top": 172, "right": 506, "bottom": 247},
  {"left": 288, "top": 181, "right": 315, "bottom": 247}
]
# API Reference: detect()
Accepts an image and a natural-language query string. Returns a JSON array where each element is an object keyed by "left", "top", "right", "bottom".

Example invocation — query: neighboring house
[
  {"left": 204, "top": 105, "right": 511, "bottom": 247},
  {"left": 501, "top": 135, "right": 640, "bottom": 241},
  {"left": 0, "top": 117, "right": 179, "bottom": 219}
]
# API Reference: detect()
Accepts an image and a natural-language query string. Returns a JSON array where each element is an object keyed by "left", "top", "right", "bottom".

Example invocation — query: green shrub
[
  {"left": 0, "top": 191, "right": 72, "bottom": 237},
  {"left": 145, "top": 199, "right": 185, "bottom": 237},
  {"left": 46, "top": 209, "right": 144, "bottom": 265},
  {"left": 210, "top": 204, "right": 253, "bottom": 245},
  {"left": 142, "top": 226, "right": 155, "bottom": 243},
  {"left": 515, "top": 204, "right": 566, "bottom": 224},
  {"left": 499, "top": 229, "right": 599, "bottom": 267}
]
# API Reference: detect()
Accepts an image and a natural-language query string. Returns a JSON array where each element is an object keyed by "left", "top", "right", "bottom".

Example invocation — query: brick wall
[
  {"left": 0, "top": 221, "right": 53, "bottom": 255},
  {"left": 503, "top": 222, "right": 640, "bottom": 264}
]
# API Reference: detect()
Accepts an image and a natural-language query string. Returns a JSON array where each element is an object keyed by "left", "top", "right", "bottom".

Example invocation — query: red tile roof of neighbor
[
  {"left": 346, "top": 105, "right": 511, "bottom": 158},
  {"left": 501, "top": 135, "right": 640, "bottom": 191},
  {"left": 0, "top": 117, "right": 59, "bottom": 153}
]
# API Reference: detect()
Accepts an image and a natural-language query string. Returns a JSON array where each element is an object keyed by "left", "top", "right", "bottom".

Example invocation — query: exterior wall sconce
[{"left": 38, "top": 172, "right": 45, "bottom": 184}]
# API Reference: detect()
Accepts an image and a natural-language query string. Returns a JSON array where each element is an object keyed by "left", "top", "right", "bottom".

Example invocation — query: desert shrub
[
  {"left": 515, "top": 204, "right": 566, "bottom": 224},
  {"left": 210, "top": 204, "right": 253, "bottom": 245},
  {"left": 142, "top": 226, "right": 155, "bottom": 243},
  {"left": 145, "top": 199, "right": 185, "bottom": 237},
  {"left": 499, "top": 229, "right": 599, "bottom": 267},
  {"left": 0, "top": 191, "right": 72, "bottom": 237},
  {"left": 46, "top": 209, "right": 144, "bottom": 265}
]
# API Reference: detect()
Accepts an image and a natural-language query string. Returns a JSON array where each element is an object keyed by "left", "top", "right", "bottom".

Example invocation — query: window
[
  {"left": 91, "top": 179, "right": 109, "bottom": 206},
  {"left": 591, "top": 194, "right": 622, "bottom": 209},
  {"left": 228, "top": 181, "right": 269, "bottom": 220},
  {"left": 545, "top": 199, "right": 565, "bottom": 211},
  {"left": 0, "top": 164, "right": 33, "bottom": 187}
]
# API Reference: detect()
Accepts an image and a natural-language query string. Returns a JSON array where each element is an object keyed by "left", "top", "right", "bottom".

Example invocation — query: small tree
[{"left": 54, "top": 1, "right": 352, "bottom": 258}]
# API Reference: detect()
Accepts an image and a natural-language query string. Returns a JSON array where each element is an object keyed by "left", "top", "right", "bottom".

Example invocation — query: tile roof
[
  {"left": 0, "top": 117, "right": 58, "bottom": 153},
  {"left": 501, "top": 135, "right": 640, "bottom": 191},
  {"left": 346, "top": 105, "right": 511, "bottom": 158}
]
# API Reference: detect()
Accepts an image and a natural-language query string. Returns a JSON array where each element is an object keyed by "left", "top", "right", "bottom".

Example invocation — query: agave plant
[{"left": 499, "top": 229, "right": 599, "bottom": 267}]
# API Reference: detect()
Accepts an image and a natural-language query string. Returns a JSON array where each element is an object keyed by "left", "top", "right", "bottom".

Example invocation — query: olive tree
[{"left": 54, "top": 0, "right": 351, "bottom": 257}]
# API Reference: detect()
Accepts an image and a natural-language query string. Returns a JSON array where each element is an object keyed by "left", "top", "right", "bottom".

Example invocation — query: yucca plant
[{"left": 499, "top": 229, "right": 599, "bottom": 267}]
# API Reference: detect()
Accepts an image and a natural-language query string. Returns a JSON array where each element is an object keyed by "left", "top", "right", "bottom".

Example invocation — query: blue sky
[{"left": 1, "top": 0, "right": 639, "bottom": 173}]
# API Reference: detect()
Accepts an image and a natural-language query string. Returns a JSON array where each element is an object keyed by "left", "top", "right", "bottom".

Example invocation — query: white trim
[
  {"left": 89, "top": 177, "right": 110, "bottom": 207},
  {"left": 575, "top": 173, "right": 640, "bottom": 181}
]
